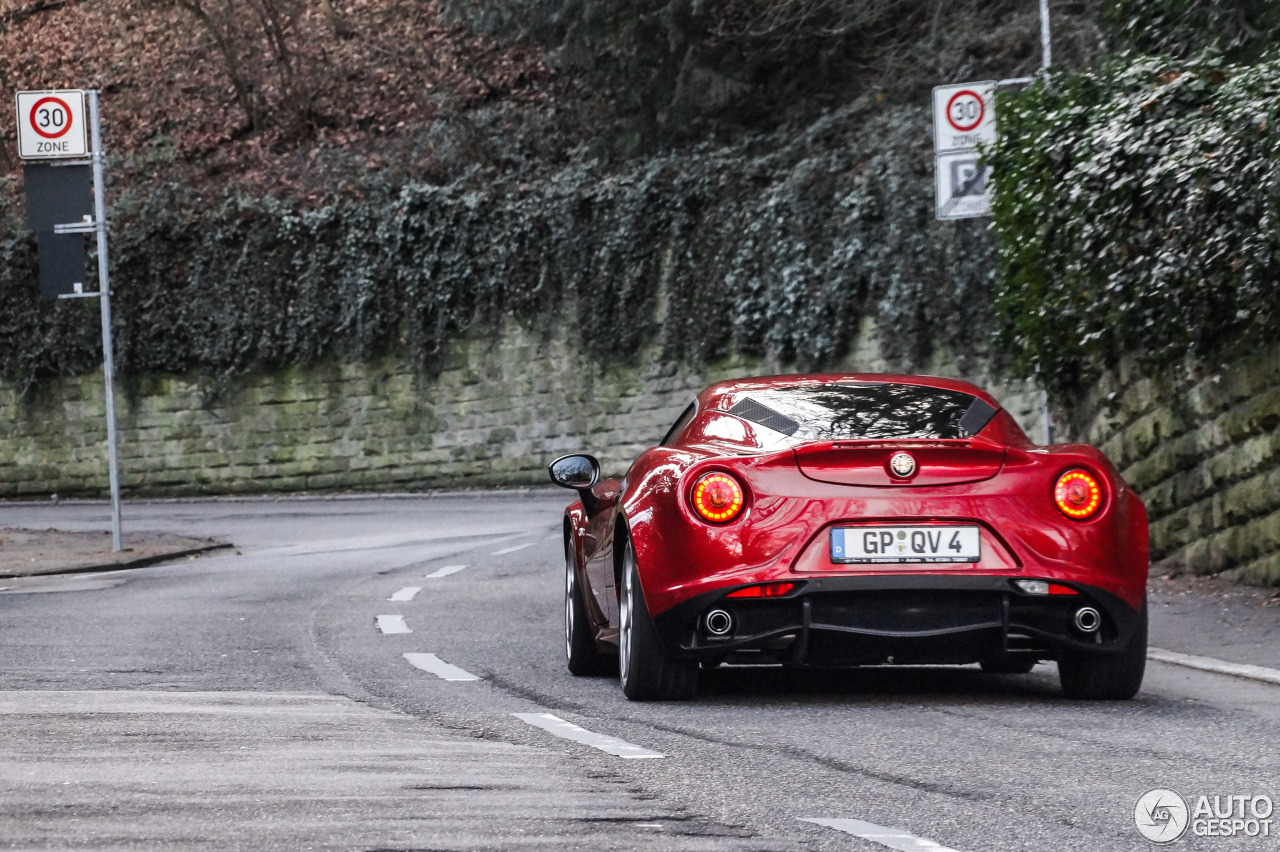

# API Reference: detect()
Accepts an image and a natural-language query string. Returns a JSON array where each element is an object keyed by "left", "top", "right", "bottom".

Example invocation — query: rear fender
[
  {"left": 995, "top": 444, "right": 1149, "bottom": 609},
  {"left": 622, "top": 447, "right": 809, "bottom": 617}
]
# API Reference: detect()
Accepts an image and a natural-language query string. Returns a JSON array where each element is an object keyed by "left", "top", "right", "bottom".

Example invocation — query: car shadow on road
[{"left": 694, "top": 664, "right": 1081, "bottom": 705}]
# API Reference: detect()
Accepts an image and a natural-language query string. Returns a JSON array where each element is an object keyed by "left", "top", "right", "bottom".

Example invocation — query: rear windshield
[{"left": 727, "top": 383, "right": 997, "bottom": 441}]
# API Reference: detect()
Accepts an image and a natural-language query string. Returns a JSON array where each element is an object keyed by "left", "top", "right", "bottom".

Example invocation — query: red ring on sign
[
  {"left": 29, "top": 96, "right": 73, "bottom": 140},
  {"left": 945, "top": 89, "right": 984, "bottom": 133}
]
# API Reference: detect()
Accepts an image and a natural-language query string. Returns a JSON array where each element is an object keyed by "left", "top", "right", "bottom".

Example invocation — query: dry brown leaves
[{"left": 0, "top": 0, "right": 553, "bottom": 192}]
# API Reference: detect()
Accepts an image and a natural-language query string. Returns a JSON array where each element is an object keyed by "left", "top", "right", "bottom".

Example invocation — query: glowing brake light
[
  {"left": 690, "top": 472, "right": 745, "bottom": 523},
  {"left": 726, "top": 582, "right": 795, "bottom": 598},
  {"left": 1054, "top": 469, "right": 1102, "bottom": 519}
]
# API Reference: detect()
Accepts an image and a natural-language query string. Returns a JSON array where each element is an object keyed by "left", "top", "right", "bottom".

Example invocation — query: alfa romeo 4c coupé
[{"left": 549, "top": 374, "right": 1149, "bottom": 701}]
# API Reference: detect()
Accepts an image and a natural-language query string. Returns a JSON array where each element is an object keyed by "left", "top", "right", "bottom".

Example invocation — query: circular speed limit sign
[
  {"left": 932, "top": 81, "right": 996, "bottom": 154},
  {"left": 29, "top": 96, "right": 73, "bottom": 139},
  {"left": 945, "top": 89, "right": 985, "bottom": 133},
  {"left": 15, "top": 89, "right": 88, "bottom": 159}
]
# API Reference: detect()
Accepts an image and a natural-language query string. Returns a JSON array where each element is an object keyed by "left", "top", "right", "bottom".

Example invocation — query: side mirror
[{"left": 548, "top": 454, "right": 600, "bottom": 491}]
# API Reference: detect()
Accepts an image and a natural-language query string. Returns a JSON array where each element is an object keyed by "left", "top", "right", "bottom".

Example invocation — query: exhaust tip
[
  {"left": 1073, "top": 606, "right": 1101, "bottom": 633},
  {"left": 704, "top": 608, "right": 734, "bottom": 637}
]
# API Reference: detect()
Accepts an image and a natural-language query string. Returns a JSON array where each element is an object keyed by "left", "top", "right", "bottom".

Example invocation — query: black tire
[
  {"left": 565, "top": 540, "right": 612, "bottom": 676},
  {"left": 981, "top": 658, "right": 1038, "bottom": 675},
  {"left": 1058, "top": 601, "right": 1147, "bottom": 700},
  {"left": 619, "top": 536, "right": 698, "bottom": 701}
]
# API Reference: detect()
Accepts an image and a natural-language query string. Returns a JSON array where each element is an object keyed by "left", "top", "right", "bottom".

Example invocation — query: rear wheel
[
  {"left": 619, "top": 537, "right": 698, "bottom": 701},
  {"left": 1058, "top": 602, "right": 1147, "bottom": 700},
  {"left": 565, "top": 542, "right": 611, "bottom": 676}
]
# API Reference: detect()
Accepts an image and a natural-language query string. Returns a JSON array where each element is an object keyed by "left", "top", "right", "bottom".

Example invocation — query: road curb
[
  {"left": 0, "top": 542, "right": 234, "bottom": 579},
  {"left": 1148, "top": 647, "right": 1280, "bottom": 687}
]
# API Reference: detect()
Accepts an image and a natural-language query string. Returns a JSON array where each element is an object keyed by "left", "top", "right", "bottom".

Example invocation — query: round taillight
[
  {"left": 1054, "top": 469, "right": 1102, "bottom": 519},
  {"left": 691, "top": 472, "right": 745, "bottom": 523}
]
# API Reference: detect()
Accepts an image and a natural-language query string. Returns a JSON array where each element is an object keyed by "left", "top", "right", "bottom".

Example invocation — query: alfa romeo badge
[{"left": 889, "top": 452, "right": 917, "bottom": 478}]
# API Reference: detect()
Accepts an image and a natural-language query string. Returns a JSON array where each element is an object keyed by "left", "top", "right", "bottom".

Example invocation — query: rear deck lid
[{"left": 793, "top": 440, "right": 1006, "bottom": 487}]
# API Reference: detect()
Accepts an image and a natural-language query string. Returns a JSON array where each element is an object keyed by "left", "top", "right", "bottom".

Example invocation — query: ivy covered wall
[
  {"left": 0, "top": 99, "right": 997, "bottom": 397},
  {"left": 987, "top": 55, "right": 1280, "bottom": 397},
  {"left": 982, "top": 25, "right": 1280, "bottom": 586}
]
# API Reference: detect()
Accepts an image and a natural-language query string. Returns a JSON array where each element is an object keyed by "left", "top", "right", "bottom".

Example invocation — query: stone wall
[
  {"left": 7, "top": 316, "right": 1278, "bottom": 587},
  {"left": 0, "top": 319, "right": 1045, "bottom": 499},
  {"left": 1079, "top": 343, "right": 1280, "bottom": 586}
]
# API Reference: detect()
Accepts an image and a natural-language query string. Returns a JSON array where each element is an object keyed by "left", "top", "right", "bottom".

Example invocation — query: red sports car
[{"left": 549, "top": 374, "right": 1149, "bottom": 701}]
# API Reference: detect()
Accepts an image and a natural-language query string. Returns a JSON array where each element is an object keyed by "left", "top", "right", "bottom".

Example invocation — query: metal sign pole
[
  {"left": 87, "top": 89, "right": 123, "bottom": 551},
  {"left": 1038, "top": 0, "right": 1053, "bottom": 444},
  {"left": 1039, "top": 0, "right": 1052, "bottom": 71}
]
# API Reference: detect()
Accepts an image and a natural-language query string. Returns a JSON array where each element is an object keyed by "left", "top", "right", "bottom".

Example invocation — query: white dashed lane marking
[
  {"left": 403, "top": 653, "right": 480, "bottom": 681},
  {"left": 376, "top": 615, "right": 411, "bottom": 634},
  {"left": 799, "top": 818, "right": 963, "bottom": 851},
  {"left": 426, "top": 564, "right": 469, "bottom": 579},
  {"left": 513, "top": 713, "right": 664, "bottom": 759},
  {"left": 1148, "top": 647, "right": 1280, "bottom": 686},
  {"left": 492, "top": 542, "right": 535, "bottom": 556},
  {"left": 388, "top": 587, "right": 421, "bottom": 602}
]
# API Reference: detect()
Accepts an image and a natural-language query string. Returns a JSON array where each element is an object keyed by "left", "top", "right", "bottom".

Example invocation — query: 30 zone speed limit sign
[
  {"left": 16, "top": 90, "right": 88, "bottom": 159},
  {"left": 932, "top": 81, "right": 996, "bottom": 154}
]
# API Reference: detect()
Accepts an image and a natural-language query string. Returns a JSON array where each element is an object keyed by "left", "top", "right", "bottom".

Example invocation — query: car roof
[{"left": 695, "top": 373, "right": 1002, "bottom": 412}]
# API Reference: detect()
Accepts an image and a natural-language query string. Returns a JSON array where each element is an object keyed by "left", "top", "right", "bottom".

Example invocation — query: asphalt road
[{"left": 1, "top": 494, "right": 1277, "bottom": 851}]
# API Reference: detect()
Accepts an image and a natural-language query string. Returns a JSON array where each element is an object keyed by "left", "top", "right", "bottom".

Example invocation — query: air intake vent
[{"left": 728, "top": 398, "right": 800, "bottom": 436}]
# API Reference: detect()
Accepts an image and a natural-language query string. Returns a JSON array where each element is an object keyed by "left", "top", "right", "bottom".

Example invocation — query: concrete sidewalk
[
  {"left": 1147, "top": 570, "right": 1280, "bottom": 672},
  {"left": 0, "top": 528, "right": 231, "bottom": 578}
]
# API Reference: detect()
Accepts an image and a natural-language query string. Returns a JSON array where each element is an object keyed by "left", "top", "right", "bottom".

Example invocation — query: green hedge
[{"left": 987, "top": 54, "right": 1280, "bottom": 394}]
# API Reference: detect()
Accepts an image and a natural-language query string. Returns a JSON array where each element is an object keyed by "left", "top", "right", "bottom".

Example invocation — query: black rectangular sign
[
  {"left": 24, "top": 162, "right": 92, "bottom": 231},
  {"left": 37, "top": 232, "right": 87, "bottom": 301},
  {"left": 24, "top": 162, "right": 92, "bottom": 300}
]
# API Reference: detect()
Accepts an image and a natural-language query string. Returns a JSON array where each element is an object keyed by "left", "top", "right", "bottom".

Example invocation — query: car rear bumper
[{"left": 652, "top": 574, "right": 1144, "bottom": 666}]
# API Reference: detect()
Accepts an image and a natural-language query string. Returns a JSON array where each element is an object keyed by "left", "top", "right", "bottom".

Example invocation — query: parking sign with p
[{"left": 932, "top": 81, "right": 996, "bottom": 221}]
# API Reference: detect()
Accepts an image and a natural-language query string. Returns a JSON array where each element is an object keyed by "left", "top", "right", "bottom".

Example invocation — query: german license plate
[{"left": 830, "top": 526, "right": 981, "bottom": 564}]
